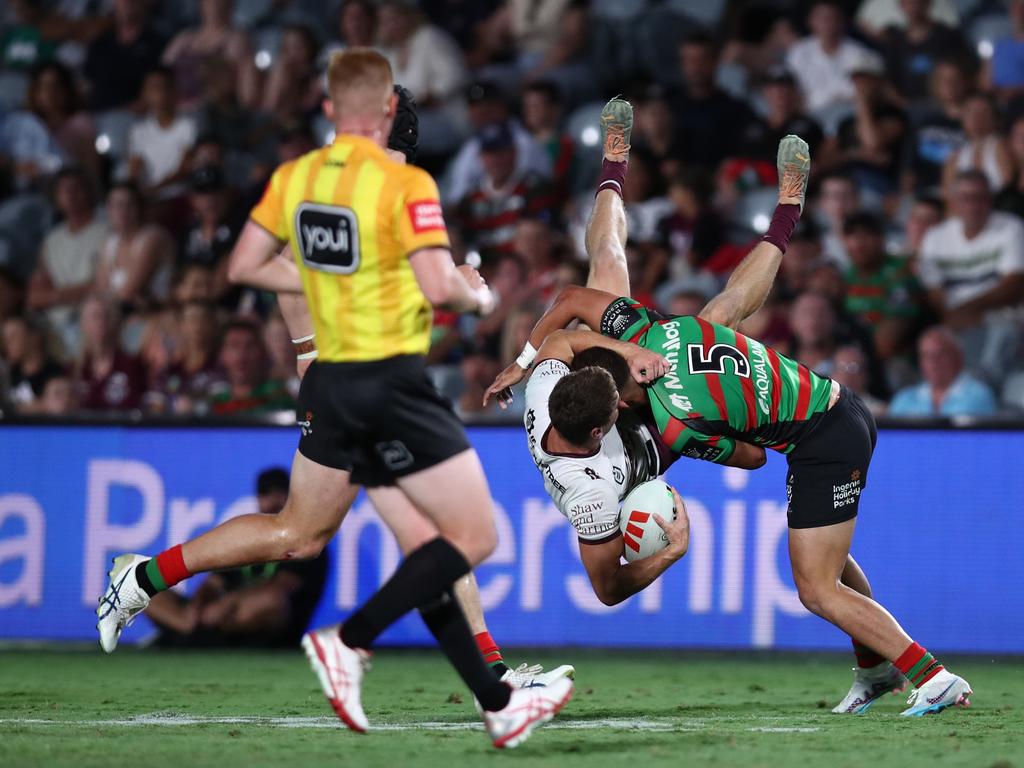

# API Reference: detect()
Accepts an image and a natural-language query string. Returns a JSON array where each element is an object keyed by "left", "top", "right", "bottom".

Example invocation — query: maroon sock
[
  {"left": 852, "top": 640, "right": 887, "bottom": 668},
  {"left": 597, "top": 158, "right": 628, "bottom": 198},
  {"left": 761, "top": 203, "right": 801, "bottom": 253}
]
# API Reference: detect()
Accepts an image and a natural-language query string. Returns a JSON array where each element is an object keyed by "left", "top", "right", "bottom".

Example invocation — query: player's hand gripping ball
[{"left": 619, "top": 480, "right": 679, "bottom": 562}]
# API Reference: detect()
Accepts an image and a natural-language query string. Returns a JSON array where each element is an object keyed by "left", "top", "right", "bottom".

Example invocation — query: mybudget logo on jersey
[
  {"left": 0, "top": 425, "right": 1021, "bottom": 651},
  {"left": 295, "top": 203, "right": 360, "bottom": 274}
]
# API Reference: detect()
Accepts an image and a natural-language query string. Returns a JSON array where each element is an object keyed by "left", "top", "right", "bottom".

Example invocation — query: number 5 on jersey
[{"left": 686, "top": 343, "right": 750, "bottom": 378}]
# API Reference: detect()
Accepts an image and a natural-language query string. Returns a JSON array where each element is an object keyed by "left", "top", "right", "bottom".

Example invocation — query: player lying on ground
[
  {"left": 97, "top": 49, "right": 571, "bottom": 749},
  {"left": 272, "top": 85, "right": 573, "bottom": 690},
  {"left": 487, "top": 105, "right": 971, "bottom": 717}
]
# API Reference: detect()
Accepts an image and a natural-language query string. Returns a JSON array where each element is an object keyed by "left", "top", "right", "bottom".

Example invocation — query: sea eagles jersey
[
  {"left": 523, "top": 358, "right": 662, "bottom": 543},
  {"left": 600, "top": 297, "right": 833, "bottom": 456}
]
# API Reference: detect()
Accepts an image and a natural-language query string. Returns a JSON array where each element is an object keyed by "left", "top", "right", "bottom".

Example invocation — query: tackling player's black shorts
[
  {"left": 296, "top": 354, "right": 471, "bottom": 487},
  {"left": 785, "top": 385, "right": 877, "bottom": 529}
]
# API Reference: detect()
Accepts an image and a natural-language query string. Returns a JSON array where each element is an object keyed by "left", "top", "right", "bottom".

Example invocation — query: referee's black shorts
[{"left": 296, "top": 354, "right": 471, "bottom": 487}]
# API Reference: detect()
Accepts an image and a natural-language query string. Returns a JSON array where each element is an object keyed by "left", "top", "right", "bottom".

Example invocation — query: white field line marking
[{"left": 0, "top": 714, "right": 819, "bottom": 734}]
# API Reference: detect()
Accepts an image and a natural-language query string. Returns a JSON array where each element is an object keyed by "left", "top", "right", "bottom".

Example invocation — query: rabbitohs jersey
[{"left": 601, "top": 297, "right": 834, "bottom": 460}]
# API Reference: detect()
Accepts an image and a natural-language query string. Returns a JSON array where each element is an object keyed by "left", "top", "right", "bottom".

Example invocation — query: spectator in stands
[
  {"left": 83, "top": 0, "right": 166, "bottom": 111},
  {"left": 28, "top": 167, "right": 107, "bottom": 340},
  {"left": 0, "top": 102, "right": 66, "bottom": 191},
  {"left": 879, "top": 0, "right": 970, "bottom": 101},
  {"left": 836, "top": 49, "right": 909, "bottom": 196},
  {"left": 1, "top": 314, "right": 64, "bottom": 412},
  {"left": 162, "top": 0, "right": 258, "bottom": 111},
  {"left": 920, "top": 170, "right": 1024, "bottom": 381},
  {"left": 779, "top": 221, "right": 825, "bottom": 300},
  {"left": 378, "top": 1, "right": 466, "bottom": 154},
  {"left": 443, "top": 80, "right": 550, "bottom": 204},
  {"left": 632, "top": 87, "right": 680, "bottom": 183},
  {"left": 942, "top": 93, "right": 1013, "bottom": 197},
  {"left": 785, "top": 0, "right": 870, "bottom": 113},
  {"left": 832, "top": 344, "right": 886, "bottom": 416},
  {"left": 74, "top": 295, "right": 146, "bottom": 412},
  {"left": 511, "top": 217, "right": 562, "bottom": 305},
  {"left": 261, "top": 24, "right": 323, "bottom": 127},
  {"left": 842, "top": 211, "right": 923, "bottom": 360},
  {"left": 93, "top": 182, "right": 174, "bottom": 312},
  {"left": 26, "top": 62, "right": 100, "bottom": 181},
  {"left": 988, "top": 0, "right": 1024, "bottom": 100},
  {"left": 901, "top": 195, "right": 944, "bottom": 261},
  {"left": 905, "top": 58, "right": 970, "bottom": 195},
  {"left": 815, "top": 171, "right": 860, "bottom": 264},
  {"left": 672, "top": 32, "right": 755, "bottom": 171},
  {"left": 145, "top": 467, "right": 329, "bottom": 648},
  {"left": 995, "top": 115, "right": 1024, "bottom": 218},
  {"left": 788, "top": 291, "right": 841, "bottom": 377},
  {"left": 739, "top": 65, "right": 824, "bottom": 164},
  {"left": 520, "top": 80, "right": 575, "bottom": 195},
  {"left": 857, "top": 0, "right": 959, "bottom": 40},
  {"left": 208, "top": 318, "right": 293, "bottom": 416},
  {"left": 454, "top": 122, "right": 556, "bottom": 257},
  {"left": 263, "top": 313, "right": 299, "bottom": 399},
  {"left": 324, "top": 0, "right": 377, "bottom": 58},
  {"left": 127, "top": 67, "right": 198, "bottom": 201},
  {"left": 153, "top": 300, "right": 221, "bottom": 414},
  {"left": 656, "top": 169, "right": 725, "bottom": 280},
  {"left": 1, "top": 0, "right": 56, "bottom": 71},
  {"left": 0, "top": 263, "right": 24, "bottom": 324},
  {"left": 454, "top": 352, "right": 504, "bottom": 421},
  {"left": 38, "top": 373, "right": 77, "bottom": 414},
  {"left": 181, "top": 165, "right": 238, "bottom": 300},
  {"left": 174, "top": 263, "right": 217, "bottom": 306},
  {"left": 889, "top": 326, "right": 998, "bottom": 416}
]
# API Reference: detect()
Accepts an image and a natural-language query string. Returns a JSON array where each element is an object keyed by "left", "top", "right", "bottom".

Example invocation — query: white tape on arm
[{"left": 515, "top": 342, "right": 538, "bottom": 370}]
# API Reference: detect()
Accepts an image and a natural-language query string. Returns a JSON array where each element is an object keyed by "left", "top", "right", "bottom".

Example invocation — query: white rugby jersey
[{"left": 523, "top": 359, "right": 662, "bottom": 542}]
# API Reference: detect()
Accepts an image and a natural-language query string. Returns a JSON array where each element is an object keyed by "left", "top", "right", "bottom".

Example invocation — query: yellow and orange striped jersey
[{"left": 250, "top": 135, "right": 450, "bottom": 362}]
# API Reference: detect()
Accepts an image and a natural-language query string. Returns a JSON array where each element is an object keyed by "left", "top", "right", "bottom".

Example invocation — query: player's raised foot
[
  {"left": 501, "top": 662, "right": 576, "bottom": 689},
  {"left": 900, "top": 670, "right": 972, "bottom": 717},
  {"left": 302, "top": 624, "right": 371, "bottom": 733},
  {"left": 480, "top": 677, "right": 574, "bottom": 749},
  {"left": 777, "top": 134, "right": 810, "bottom": 209},
  {"left": 96, "top": 553, "right": 151, "bottom": 653},
  {"left": 600, "top": 96, "right": 632, "bottom": 162},
  {"left": 831, "top": 662, "right": 906, "bottom": 714}
]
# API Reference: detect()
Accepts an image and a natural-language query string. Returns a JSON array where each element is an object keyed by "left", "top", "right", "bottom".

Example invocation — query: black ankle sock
[
  {"left": 491, "top": 661, "right": 510, "bottom": 679},
  {"left": 420, "top": 589, "right": 512, "bottom": 712},
  {"left": 135, "top": 561, "right": 158, "bottom": 597},
  {"left": 341, "top": 538, "right": 470, "bottom": 650}
]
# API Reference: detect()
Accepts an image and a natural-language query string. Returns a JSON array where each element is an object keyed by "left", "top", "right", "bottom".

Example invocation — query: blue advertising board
[{"left": 1, "top": 424, "right": 1021, "bottom": 652}]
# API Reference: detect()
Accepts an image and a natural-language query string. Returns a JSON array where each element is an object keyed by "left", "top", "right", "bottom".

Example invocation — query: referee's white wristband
[
  {"left": 515, "top": 342, "right": 538, "bottom": 370},
  {"left": 291, "top": 334, "right": 315, "bottom": 345},
  {"left": 296, "top": 349, "right": 319, "bottom": 361}
]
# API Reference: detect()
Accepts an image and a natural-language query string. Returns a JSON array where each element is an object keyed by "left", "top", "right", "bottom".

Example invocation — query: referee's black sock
[
  {"left": 419, "top": 589, "right": 513, "bottom": 712},
  {"left": 340, "top": 537, "right": 470, "bottom": 650}
]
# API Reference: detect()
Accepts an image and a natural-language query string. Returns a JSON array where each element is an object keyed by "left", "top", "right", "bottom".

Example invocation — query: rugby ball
[{"left": 619, "top": 480, "right": 677, "bottom": 562}]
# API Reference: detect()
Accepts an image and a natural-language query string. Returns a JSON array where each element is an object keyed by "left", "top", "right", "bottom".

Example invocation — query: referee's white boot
[
  {"left": 96, "top": 553, "right": 151, "bottom": 653},
  {"left": 302, "top": 624, "right": 371, "bottom": 733},
  {"left": 480, "top": 677, "right": 574, "bottom": 749},
  {"left": 832, "top": 662, "right": 906, "bottom": 714}
]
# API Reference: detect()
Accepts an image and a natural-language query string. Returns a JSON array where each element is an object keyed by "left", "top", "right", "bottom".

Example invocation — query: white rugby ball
[{"left": 619, "top": 480, "right": 677, "bottom": 562}]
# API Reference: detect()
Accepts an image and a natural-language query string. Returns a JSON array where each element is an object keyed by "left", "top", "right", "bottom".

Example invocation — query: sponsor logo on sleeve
[
  {"left": 600, "top": 300, "right": 643, "bottom": 338},
  {"left": 407, "top": 200, "right": 445, "bottom": 234}
]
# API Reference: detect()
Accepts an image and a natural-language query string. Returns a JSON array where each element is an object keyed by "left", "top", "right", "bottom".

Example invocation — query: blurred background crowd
[{"left": 1, "top": 0, "right": 1023, "bottom": 422}]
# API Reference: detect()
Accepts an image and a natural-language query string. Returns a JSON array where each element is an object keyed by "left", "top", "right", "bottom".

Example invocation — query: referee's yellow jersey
[{"left": 250, "top": 135, "right": 450, "bottom": 362}]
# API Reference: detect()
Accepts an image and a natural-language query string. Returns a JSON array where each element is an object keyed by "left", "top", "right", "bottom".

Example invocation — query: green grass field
[{"left": 0, "top": 648, "right": 1021, "bottom": 768}]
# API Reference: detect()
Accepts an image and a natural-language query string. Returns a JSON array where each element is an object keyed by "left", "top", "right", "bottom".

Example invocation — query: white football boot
[
  {"left": 501, "top": 662, "right": 576, "bottom": 689},
  {"left": 480, "top": 677, "right": 573, "bottom": 749},
  {"left": 302, "top": 624, "right": 371, "bottom": 733},
  {"left": 900, "top": 670, "right": 972, "bottom": 716},
  {"left": 832, "top": 662, "right": 906, "bottom": 714},
  {"left": 96, "top": 554, "right": 151, "bottom": 653}
]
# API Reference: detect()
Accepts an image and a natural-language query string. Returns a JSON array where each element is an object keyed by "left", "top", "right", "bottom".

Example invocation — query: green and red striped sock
[
  {"left": 852, "top": 640, "right": 887, "bottom": 668},
  {"left": 135, "top": 545, "right": 192, "bottom": 597},
  {"left": 894, "top": 642, "right": 945, "bottom": 688},
  {"left": 475, "top": 631, "right": 508, "bottom": 676}
]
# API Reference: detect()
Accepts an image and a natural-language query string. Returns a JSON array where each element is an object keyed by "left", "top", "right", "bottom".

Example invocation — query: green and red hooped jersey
[{"left": 600, "top": 297, "right": 834, "bottom": 461}]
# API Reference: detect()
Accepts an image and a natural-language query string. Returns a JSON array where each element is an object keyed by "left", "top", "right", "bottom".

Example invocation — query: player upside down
[{"left": 485, "top": 98, "right": 972, "bottom": 717}]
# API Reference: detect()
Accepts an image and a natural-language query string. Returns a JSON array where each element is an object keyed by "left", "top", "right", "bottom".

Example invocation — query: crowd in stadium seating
[{"left": 1, "top": 0, "right": 1024, "bottom": 421}]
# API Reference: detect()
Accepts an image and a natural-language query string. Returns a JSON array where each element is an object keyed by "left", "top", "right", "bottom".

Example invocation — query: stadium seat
[
  {"left": 234, "top": 0, "right": 275, "bottom": 29},
  {"left": 729, "top": 186, "right": 778, "bottom": 239},
  {"left": 667, "top": 0, "right": 727, "bottom": 27},
  {"left": 812, "top": 101, "right": 856, "bottom": 138},
  {"left": 94, "top": 110, "right": 136, "bottom": 161},
  {"left": 565, "top": 101, "right": 605, "bottom": 157}
]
